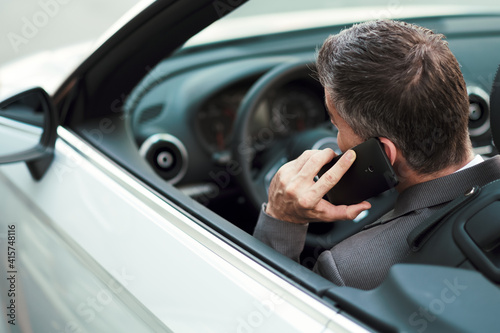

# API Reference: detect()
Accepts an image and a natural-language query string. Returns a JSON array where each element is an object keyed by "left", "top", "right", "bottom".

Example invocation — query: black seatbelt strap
[{"left": 407, "top": 185, "right": 481, "bottom": 251}]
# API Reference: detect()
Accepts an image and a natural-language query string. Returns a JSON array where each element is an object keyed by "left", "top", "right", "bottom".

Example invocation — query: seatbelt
[{"left": 407, "top": 185, "right": 481, "bottom": 251}]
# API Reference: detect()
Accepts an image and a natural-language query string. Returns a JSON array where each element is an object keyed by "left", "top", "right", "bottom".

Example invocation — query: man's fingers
[
  {"left": 296, "top": 148, "right": 336, "bottom": 179},
  {"left": 266, "top": 148, "right": 366, "bottom": 224},
  {"left": 344, "top": 201, "right": 372, "bottom": 220},
  {"left": 313, "top": 150, "right": 356, "bottom": 197},
  {"left": 314, "top": 200, "right": 371, "bottom": 222},
  {"left": 283, "top": 149, "right": 320, "bottom": 174}
]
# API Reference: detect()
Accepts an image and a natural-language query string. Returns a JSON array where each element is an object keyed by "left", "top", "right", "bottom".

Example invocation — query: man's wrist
[{"left": 263, "top": 203, "right": 308, "bottom": 225}]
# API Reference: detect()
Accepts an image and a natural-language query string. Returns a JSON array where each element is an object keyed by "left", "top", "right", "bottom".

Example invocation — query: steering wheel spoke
[
  {"left": 232, "top": 60, "right": 330, "bottom": 210},
  {"left": 251, "top": 139, "right": 290, "bottom": 199}
]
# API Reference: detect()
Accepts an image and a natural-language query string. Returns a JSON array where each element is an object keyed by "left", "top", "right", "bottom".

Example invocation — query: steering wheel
[
  {"left": 232, "top": 60, "right": 398, "bottom": 256},
  {"left": 231, "top": 60, "right": 339, "bottom": 211}
]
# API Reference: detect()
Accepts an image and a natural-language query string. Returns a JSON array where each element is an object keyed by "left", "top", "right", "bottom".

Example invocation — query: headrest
[{"left": 490, "top": 65, "right": 500, "bottom": 150}]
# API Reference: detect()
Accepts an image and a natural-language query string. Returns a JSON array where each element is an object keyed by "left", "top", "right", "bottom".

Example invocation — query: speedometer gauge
[
  {"left": 196, "top": 86, "right": 246, "bottom": 152},
  {"left": 196, "top": 103, "right": 234, "bottom": 150}
]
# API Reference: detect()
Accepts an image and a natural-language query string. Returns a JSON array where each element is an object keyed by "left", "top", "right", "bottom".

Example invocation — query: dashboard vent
[
  {"left": 468, "top": 86, "right": 490, "bottom": 138},
  {"left": 138, "top": 104, "right": 163, "bottom": 124},
  {"left": 139, "top": 134, "right": 188, "bottom": 185}
]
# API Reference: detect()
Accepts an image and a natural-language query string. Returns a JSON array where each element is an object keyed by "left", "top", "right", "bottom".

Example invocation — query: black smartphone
[{"left": 317, "top": 138, "right": 399, "bottom": 205}]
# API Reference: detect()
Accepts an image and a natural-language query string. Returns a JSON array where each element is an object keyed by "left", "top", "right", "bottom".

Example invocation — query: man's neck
[{"left": 394, "top": 152, "right": 475, "bottom": 192}]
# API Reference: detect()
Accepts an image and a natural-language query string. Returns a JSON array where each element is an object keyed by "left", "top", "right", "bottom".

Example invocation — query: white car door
[
  {"left": 0, "top": 111, "right": 365, "bottom": 333},
  {"left": 0, "top": 1, "right": 367, "bottom": 332}
]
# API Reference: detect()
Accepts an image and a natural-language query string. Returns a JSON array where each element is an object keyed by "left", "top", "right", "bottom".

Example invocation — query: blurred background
[
  {"left": 0, "top": 0, "right": 498, "bottom": 97},
  {"left": 0, "top": 0, "right": 141, "bottom": 66},
  {"left": 3, "top": 0, "right": 498, "bottom": 66}
]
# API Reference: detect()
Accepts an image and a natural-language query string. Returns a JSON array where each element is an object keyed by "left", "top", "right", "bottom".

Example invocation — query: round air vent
[
  {"left": 139, "top": 134, "right": 188, "bottom": 184},
  {"left": 468, "top": 86, "right": 490, "bottom": 137}
]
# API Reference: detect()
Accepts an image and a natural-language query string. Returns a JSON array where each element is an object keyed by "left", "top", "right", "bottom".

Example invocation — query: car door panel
[{"left": 0, "top": 127, "right": 367, "bottom": 332}]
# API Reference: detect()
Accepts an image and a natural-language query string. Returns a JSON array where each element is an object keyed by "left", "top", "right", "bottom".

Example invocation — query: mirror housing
[{"left": 0, "top": 87, "right": 58, "bottom": 180}]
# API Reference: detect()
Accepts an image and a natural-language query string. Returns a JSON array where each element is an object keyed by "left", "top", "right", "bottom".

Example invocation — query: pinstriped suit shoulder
[{"left": 253, "top": 156, "right": 500, "bottom": 290}]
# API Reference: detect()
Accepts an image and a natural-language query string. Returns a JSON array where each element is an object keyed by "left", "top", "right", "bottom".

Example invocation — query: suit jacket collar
[{"left": 378, "top": 155, "right": 500, "bottom": 224}]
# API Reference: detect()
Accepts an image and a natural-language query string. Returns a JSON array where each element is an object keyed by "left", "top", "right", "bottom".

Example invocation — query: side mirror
[{"left": 0, "top": 87, "right": 58, "bottom": 180}]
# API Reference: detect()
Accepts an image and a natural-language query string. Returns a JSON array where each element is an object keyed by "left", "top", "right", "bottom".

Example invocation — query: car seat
[{"left": 401, "top": 64, "right": 500, "bottom": 285}]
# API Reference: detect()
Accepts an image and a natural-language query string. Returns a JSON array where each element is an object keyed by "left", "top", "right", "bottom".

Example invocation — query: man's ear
[{"left": 378, "top": 137, "right": 397, "bottom": 165}]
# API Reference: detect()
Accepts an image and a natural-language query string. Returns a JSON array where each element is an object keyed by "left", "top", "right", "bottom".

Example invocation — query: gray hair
[{"left": 317, "top": 20, "right": 471, "bottom": 174}]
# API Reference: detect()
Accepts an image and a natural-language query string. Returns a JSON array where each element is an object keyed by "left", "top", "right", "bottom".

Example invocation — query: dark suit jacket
[{"left": 253, "top": 156, "right": 500, "bottom": 290}]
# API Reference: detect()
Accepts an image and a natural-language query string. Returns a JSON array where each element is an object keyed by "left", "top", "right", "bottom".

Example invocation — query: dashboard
[
  {"left": 127, "top": 13, "right": 500, "bottom": 229},
  {"left": 195, "top": 81, "right": 327, "bottom": 153},
  {"left": 195, "top": 82, "right": 247, "bottom": 153}
]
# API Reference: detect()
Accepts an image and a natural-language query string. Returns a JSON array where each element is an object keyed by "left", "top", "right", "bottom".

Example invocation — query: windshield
[
  {"left": 229, "top": 0, "right": 498, "bottom": 17},
  {"left": 185, "top": 0, "right": 500, "bottom": 47}
]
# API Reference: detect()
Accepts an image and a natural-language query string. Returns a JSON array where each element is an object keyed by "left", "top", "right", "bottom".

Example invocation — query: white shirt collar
[{"left": 455, "top": 155, "right": 484, "bottom": 173}]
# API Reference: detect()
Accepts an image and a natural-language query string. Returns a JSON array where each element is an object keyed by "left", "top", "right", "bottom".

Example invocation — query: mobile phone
[{"left": 317, "top": 138, "right": 399, "bottom": 205}]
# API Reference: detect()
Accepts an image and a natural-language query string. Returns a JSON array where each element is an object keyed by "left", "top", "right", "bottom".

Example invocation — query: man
[{"left": 253, "top": 19, "right": 500, "bottom": 290}]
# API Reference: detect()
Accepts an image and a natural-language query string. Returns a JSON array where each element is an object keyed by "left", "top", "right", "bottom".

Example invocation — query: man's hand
[{"left": 265, "top": 149, "right": 371, "bottom": 224}]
